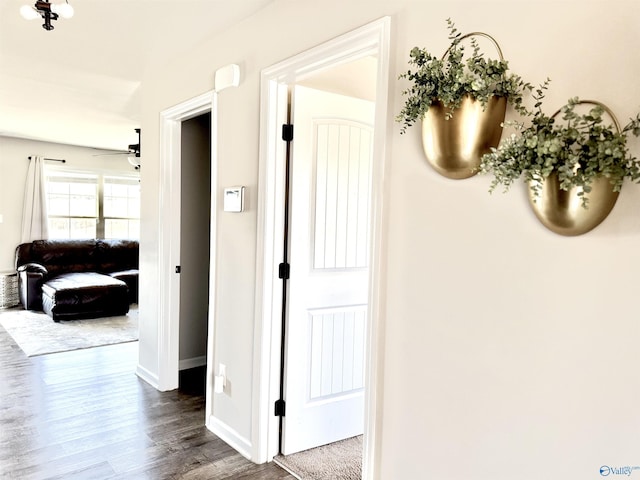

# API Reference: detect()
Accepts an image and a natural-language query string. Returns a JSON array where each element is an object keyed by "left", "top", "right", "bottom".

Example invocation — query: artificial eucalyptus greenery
[
  {"left": 479, "top": 81, "right": 640, "bottom": 207},
  {"left": 396, "top": 18, "right": 531, "bottom": 133}
]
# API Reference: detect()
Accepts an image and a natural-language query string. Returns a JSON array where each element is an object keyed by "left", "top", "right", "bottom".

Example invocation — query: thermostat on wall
[{"left": 224, "top": 186, "right": 245, "bottom": 212}]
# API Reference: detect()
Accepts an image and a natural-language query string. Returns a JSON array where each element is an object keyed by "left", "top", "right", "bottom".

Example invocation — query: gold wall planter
[
  {"left": 528, "top": 173, "right": 619, "bottom": 236},
  {"left": 421, "top": 95, "right": 507, "bottom": 179},
  {"left": 528, "top": 100, "right": 622, "bottom": 236},
  {"left": 420, "top": 32, "right": 508, "bottom": 179}
]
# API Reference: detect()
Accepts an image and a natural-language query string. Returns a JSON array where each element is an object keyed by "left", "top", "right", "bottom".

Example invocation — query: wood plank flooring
[{"left": 0, "top": 326, "right": 295, "bottom": 479}]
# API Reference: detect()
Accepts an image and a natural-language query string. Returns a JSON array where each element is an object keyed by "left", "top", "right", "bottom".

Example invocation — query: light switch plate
[{"left": 223, "top": 186, "right": 244, "bottom": 212}]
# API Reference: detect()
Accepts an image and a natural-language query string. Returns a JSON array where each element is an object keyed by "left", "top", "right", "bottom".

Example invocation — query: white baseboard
[
  {"left": 136, "top": 364, "right": 159, "bottom": 389},
  {"left": 179, "top": 355, "right": 206, "bottom": 371},
  {"left": 207, "top": 415, "right": 253, "bottom": 460}
]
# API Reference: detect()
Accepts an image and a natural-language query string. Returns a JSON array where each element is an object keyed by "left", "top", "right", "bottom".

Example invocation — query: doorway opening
[
  {"left": 178, "top": 112, "right": 212, "bottom": 398},
  {"left": 157, "top": 90, "right": 217, "bottom": 410},
  {"left": 278, "top": 77, "right": 376, "bottom": 458},
  {"left": 252, "top": 17, "right": 390, "bottom": 480}
]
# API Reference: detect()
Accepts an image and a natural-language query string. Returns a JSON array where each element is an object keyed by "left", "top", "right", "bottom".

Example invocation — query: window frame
[
  {"left": 45, "top": 167, "right": 140, "bottom": 240},
  {"left": 102, "top": 175, "right": 141, "bottom": 239}
]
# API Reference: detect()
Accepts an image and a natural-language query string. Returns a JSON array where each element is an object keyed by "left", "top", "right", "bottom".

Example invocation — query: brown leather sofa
[{"left": 15, "top": 239, "right": 138, "bottom": 321}]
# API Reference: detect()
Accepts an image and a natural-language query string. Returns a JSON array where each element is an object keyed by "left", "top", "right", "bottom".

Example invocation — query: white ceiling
[{"left": 0, "top": 0, "right": 274, "bottom": 151}]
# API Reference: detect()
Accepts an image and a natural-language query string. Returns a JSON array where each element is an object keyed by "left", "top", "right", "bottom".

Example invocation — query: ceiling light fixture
[
  {"left": 20, "top": 0, "right": 74, "bottom": 31},
  {"left": 127, "top": 128, "right": 141, "bottom": 170}
]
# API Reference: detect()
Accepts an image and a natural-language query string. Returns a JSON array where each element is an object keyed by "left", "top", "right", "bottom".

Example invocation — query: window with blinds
[
  {"left": 47, "top": 172, "right": 98, "bottom": 239},
  {"left": 46, "top": 172, "right": 140, "bottom": 240},
  {"left": 103, "top": 176, "right": 140, "bottom": 239}
]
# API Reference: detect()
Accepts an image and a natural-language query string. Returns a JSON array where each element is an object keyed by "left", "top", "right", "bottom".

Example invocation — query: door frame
[
  {"left": 251, "top": 17, "right": 391, "bottom": 478},
  {"left": 158, "top": 92, "right": 217, "bottom": 422}
]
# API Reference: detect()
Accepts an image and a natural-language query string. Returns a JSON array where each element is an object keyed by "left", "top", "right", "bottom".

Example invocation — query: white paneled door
[{"left": 282, "top": 85, "right": 375, "bottom": 455}]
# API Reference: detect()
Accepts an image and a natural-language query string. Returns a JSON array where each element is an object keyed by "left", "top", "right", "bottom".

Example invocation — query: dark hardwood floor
[{"left": 0, "top": 326, "right": 294, "bottom": 480}]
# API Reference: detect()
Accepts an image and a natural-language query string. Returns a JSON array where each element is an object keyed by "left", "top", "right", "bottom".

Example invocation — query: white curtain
[{"left": 21, "top": 156, "right": 49, "bottom": 242}]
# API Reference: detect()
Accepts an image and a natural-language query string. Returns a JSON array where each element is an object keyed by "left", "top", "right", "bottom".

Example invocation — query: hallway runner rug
[{"left": 0, "top": 306, "right": 138, "bottom": 356}]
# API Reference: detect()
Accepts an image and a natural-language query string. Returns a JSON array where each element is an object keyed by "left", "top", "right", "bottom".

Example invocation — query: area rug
[
  {"left": 274, "top": 435, "right": 362, "bottom": 480},
  {"left": 0, "top": 306, "right": 138, "bottom": 357}
]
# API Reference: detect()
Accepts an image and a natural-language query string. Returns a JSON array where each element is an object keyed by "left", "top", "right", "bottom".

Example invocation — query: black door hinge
[
  {"left": 274, "top": 399, "right": 286, "bottom": 417},
  {"left": 175, "top": 266, "right": 181, "bottom": 274},
  {"left": 278, "top": 262, "right": 290, "bottom": 280},
  {"left": 282, "top": 124, "right": 293, "bottom": 142}
]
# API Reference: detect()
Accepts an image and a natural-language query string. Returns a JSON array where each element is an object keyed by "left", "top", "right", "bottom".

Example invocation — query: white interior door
[{"left": 282, "top": 85, "right": 375, "bottom": 455}]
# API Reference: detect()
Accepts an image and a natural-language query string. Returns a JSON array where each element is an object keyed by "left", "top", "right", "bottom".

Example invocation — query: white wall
[
  {"left": 0, "top": 136, "right": 139, "bottom": 271},
  {"left": 138, "top": 1, "right": 640, "bottom": 478}
]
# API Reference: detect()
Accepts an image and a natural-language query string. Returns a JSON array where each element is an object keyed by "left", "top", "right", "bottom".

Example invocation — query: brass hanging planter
[
  {"left": 528, "top": 173, "right": 619, "bottom": 236},
  {"left": 422, "top": 95, "right": 506, "bottom": 179},
  {"left": 421, "top": 32, "right": 507, "bottom": 179},
  {"left": 528, "top": 100, "right": 621, "bottom": 236}
]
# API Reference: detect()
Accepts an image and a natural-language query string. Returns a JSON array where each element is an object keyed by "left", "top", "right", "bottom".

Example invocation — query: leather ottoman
[
  {"left": 42, "top": 272, "right": 130, "bottom": 322},
  {"left": 109, "top": 269, "right": 139, "bottom": 304}
]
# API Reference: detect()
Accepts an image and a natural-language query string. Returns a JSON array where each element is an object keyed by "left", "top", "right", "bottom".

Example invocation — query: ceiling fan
[{"left": 93, "top": 128, "right": 141, "bottom": 170}]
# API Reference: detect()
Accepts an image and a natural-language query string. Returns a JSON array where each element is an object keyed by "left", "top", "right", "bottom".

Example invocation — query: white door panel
[{"left": 282, "top": 85, "right": 374, "bottom": 455}]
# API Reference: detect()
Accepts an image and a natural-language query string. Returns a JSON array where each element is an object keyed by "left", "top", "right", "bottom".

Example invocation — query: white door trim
[
  {"left": 252, "top": 17, "right": 391, "bottom": 479},
  {"left": 158, "top": 91, "right": 216, "bottom": 393}
]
